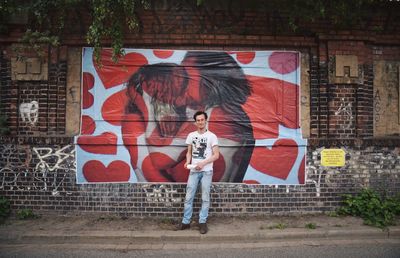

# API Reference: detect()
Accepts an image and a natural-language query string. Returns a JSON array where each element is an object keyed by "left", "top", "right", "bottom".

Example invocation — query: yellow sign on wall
[{"left": 321, "top": 149, "right": 346, "bottom": 167}]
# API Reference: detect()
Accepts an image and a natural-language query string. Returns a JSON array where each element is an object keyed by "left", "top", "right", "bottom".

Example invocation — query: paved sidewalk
[{"left": 1, "top": 214, "right": 399, "bottom": 250}]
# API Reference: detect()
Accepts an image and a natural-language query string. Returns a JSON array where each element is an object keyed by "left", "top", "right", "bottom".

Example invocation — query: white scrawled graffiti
[
  {"left": 32, "top": 145, "right": 76, "bottom": 195},
  {"left": 335, "top": 98, "right": 353, "bottom": 129},
  {"left": 0, "top": 145, "right": 31, "bottom": 190},
  {"left": 143, "top": 184, "right": 182, "bottom": 205},
  {"left": 306, "top": 148, "right": 325, "bottom": 197},
  {"left": 19, "top": 101, "right": 39, "bottom": 126},
  {"left": 307, "top": 148, "right": 346, "bottom": 197},
  {"left": 212, "top": 183, "right": 257, "bottom": 194},
  {"left": 306, "top": 172, "right": 323, "bottom": 197}
]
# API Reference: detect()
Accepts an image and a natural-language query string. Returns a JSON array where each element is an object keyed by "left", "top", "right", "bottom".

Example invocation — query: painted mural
[{"left": 75, "top": 48, "right": 307, "bottom": 184}]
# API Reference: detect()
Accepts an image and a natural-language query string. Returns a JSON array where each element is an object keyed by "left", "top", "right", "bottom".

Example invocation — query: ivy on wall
[
  {"left": 86, "top": 0, "right": 150, "bottom": 62},
  {"left": 0, "top": 0, "right": 399, "bottom": 62},
  {"left": 1, "top": 0, "right": 150, "bottom": 62}
]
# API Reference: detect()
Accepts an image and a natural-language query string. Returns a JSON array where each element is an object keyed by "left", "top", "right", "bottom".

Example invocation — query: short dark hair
[{"left": 193, "top": 111, "right": 208, "bottom": 121}]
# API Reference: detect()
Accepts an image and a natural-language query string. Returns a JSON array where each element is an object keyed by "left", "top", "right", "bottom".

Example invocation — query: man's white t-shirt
[{"left": 185, "top": 130, "right": 218, "bottom": 172}]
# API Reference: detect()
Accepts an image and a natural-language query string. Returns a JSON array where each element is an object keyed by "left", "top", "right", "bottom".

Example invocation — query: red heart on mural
[
  {"left": 243, "top": 180, "right": 260, "bottom": 184},
  {"left": 77, "top": 132, "right": 118, "bottom": 154},
  {"left": 94, "top": 49, "right": 148, "bottom": 89},
  {"left": 81, "top": 115, "right": 96, "bottom": 135},
  {"left": 228, "top": 51, "right": 256, "bottom": 64},
  {"left": 83, "top": 160, "right": 130, "bottom": 182},
  {"left": 269, "top": 51, "right": 299, "bottom": 75},
  {"left": 250, "top": 138, "right": 298, "bottom": 180},
  {"left": 82, "top": 72, "right": 94, "bottom": 109},
  {"left": 101, "top": 89, "right": 129, "bottom": 126},
  {"left": 153, "top": 50, "right": 174, "bottom": 59},
  {"left": 297, "top": 155, "right": 305, "bottom": 184}
]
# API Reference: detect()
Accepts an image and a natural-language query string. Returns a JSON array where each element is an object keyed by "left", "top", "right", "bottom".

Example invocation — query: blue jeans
[{"left": 182, "top": 170, "right": 213, "bottom": 224}]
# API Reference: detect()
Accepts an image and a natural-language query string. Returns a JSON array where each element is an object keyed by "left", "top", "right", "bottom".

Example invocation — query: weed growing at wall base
[
  {"left": 0, "top": 196, "right": 11, "bottom": 223},
  {"left": 16, "top": 209, "right": 38, "bottom": 220},
  {"left": 305, "top": 222, "right": 317, "bottom": 229},
  {"left": 338, "top": 188, "right": 400, "bottom": 228},
  {"left": 266, "top": 223, "right": 287, "bottom": 230}
]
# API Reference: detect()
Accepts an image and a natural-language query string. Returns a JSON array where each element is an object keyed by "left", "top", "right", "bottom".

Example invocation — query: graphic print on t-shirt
[{"left": 192, "top": 136, "right": 207, "bottom": 159}]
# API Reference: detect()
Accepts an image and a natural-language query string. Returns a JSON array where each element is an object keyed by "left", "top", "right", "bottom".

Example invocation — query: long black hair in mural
[{"left": 76, "top": 48, "right": 307, "bottom": 184}]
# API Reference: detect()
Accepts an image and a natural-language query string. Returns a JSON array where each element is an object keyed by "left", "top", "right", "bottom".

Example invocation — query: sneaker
[
  {"left": 199, "top": 223, "right": 208, "bottom": 234},
  {"left": 174, "top": 223, "right": 190, "bottom": 231}
]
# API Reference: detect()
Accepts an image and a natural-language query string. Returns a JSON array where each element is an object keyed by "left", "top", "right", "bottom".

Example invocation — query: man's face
[{"left": 195, "top": 114, "right": 207, "bottom": 131}]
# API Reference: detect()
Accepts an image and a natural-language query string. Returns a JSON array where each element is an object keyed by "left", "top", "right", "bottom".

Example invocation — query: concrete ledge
[{"left": 2, "top": 226, "right": 399, "bottom": 247}]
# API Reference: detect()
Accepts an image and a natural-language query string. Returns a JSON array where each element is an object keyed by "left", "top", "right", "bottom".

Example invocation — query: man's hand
[{"left": 195, "top": 161, "right": 205, "bottom": 170}]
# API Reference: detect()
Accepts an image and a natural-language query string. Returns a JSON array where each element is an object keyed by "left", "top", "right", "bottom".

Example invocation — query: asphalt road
[{"left": 1, "top": 240, "right": 399, "bottom": 258}]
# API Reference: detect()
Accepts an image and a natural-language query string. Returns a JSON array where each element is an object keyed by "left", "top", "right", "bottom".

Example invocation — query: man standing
[{"left": 175, "top": 111, "right": 219, "bottom": 234}]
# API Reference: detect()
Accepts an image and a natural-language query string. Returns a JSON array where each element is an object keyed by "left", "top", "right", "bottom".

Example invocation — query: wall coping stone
[
  {"left": 308, "top": 137, "right": 400, "bottom": 148},
  {"left": 0, "top": 136, "right": 74, "bottom": 145}
]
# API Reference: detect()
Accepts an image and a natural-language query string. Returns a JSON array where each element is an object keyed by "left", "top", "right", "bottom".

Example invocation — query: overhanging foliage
[{"left": 0, "top": 0, "right": 399, "bottom": 62}]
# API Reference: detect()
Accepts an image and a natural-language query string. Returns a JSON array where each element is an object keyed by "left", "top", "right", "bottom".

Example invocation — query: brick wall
[
  {"left": 0, "top": 2, "right": 399, "bottom": 217},
  {"left": 0, "top": 55, "right": 13, "bottom": 133},
  {"left": 0, "top": 138, "right": 398, "bottom": 217},
  {"left": 358, "top": 64, "right": 374, "bottom": 137},
  {"left": 0, "top": 47, "right": 67, "bottom": 136},
  {"left": 327, "top": 84, "right": 357, "bottom": 138}
]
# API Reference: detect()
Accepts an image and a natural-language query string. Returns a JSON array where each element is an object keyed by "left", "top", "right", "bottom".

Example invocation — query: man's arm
[
  {"left": 184, "top": 144, "right": 192, "bottom": 169},
  {"left": 196, "top": 145, "right": 219, "bottom": 170}
]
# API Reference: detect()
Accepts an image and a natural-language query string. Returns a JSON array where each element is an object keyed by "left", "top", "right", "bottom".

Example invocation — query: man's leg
[
  {"left": 199, "top": 170, "right": 213, "bottom": 224},
  {"left": 182, "top": 172, "right": 201, "bottom": 225}
]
